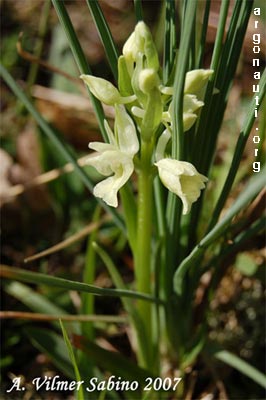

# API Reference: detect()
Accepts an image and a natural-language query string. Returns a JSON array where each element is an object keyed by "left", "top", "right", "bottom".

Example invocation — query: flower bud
[
  {"left": 81, "top": 75, "right": 121, "bottom": 105},
  {"left": 81, "top": 74, "right": 136, "bottom": 105},
  {"left": 184, "top": 69, "right": 214, "bottom": 95},
  {"left": 135, "top": 22, "right": 159, "bottom": 71}
]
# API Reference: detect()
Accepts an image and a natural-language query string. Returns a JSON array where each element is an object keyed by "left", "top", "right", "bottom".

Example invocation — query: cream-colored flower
[
  {"left": 155, "top": 159, "right": 208, "bottom": 214},
  {"left": 86, "top": 105, "right": 139, "bottom": 207}
]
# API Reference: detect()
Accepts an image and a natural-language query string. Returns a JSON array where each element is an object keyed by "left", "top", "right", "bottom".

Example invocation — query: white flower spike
[
  {"left": 155, "top": 159, "right": 208, "bottom": 215},
  {"left": 86, "top": 105, "right": 139, "bottom": 207}
]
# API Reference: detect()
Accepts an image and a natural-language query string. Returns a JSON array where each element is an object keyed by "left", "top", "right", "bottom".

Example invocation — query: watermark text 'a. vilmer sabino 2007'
[{"left": 6, "top": 375, "right": 182, "bottom": 394}]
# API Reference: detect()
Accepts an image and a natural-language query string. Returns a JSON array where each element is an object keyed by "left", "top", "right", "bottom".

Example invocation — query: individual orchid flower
[
  {"left": 80, "top": 75, "right": 136, "bottom": 105},
  {"left": 155, "top": 158, "right": 208, "bottom": 215},
  {"left": 160, "top": 69, "right": 214, "bottom": 97},
  {"left": 86, "top": 105, "right": 139, "bottom": 207}
]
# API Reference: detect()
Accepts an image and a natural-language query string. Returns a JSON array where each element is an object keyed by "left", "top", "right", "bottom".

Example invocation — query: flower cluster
[{"left": 81, "top": 22, "right": 212, "bottom": 214}]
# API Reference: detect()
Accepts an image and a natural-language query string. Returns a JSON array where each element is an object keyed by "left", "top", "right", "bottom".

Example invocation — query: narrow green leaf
[
  {"left": 215, "top": 351, "right": 266, "bottom": 389},
  {"left": 206, "top": 343, "right": 266, "bottom": 389},
  {"left": 26, "top": 327, "right": 74, "bottom": 378},
  {"left": 60, "top": 321, "right": 85, "bottom": 400},
  {"left": 85, "top": 0, "right": 118, "bottom": 81},
  {"left": 174, "top": 166, "right": 266, "bottom": 295},
  {"left": 1, "top": 265, "right": 159, "bottom": 303},
  {"left": 0, "top": 64, "right": 125, "bottom": 232}
]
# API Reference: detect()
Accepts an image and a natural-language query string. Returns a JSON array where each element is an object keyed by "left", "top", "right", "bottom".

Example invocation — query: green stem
[{"left": 135, "top": 140, "right": 154, "bottom": 368}]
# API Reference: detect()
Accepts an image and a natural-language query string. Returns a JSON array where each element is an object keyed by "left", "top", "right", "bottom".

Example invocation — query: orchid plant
[{"left": 80, "top": 22, "right": 213, "bottom": 368}]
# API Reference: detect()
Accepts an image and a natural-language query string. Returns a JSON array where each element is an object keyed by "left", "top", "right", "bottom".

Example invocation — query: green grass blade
[
  {"left": 174, "top": 166, "right": 266, "bottom": 296},
  {"left": 85, "top": 0, "right": 118, "bottom": 81},
  {"left": 0, "top": 64, "right": 125, "bottom": 232},
  {"left": 215, "top": 351, "right": 266, "bottom": 389},
  {"left": 206, "top": 343, "right": 266, "bottom": 389},
  {"left": 60, "top": 321, "right": 85, "bottom": 400},
  {"left": 51, "top": 0, "right": 107, "bottom": 141},
  {"left": 0, "top": 265, "right": 159, "bottom": 303}
]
